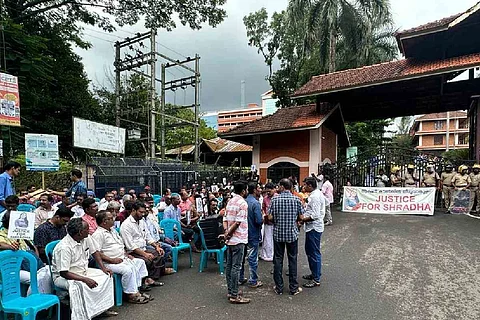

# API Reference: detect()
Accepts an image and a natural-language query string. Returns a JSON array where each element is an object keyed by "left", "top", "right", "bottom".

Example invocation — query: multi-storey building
[
  {"left": 412, "top": 111, "right": 469, "bottom": 154},
  {"left": 217, "top": 103, "right": 263, "bottom": 133}
]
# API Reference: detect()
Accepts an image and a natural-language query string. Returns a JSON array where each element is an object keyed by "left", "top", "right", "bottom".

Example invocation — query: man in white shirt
[
  {"left": 120, "top": 201, "right": 173, "bottom": 283},
  {"left": 93, "top": 211, "right": 151, "bottom": 303},
  {"left": 300, "top": 177, "right": 325, "bottom": 288},
  {"left": 52, "top": 218, "right": 117, "bottom": 318},
  {"left": 70, "top": 193, "right": 86, "bottom": 218},
  {"left": 34, "top": 194, "right": 57, "bottom": 228},
  {"left": 98, "top": 192, "right": 114, "bottom": 211},
  {"left": 321, "top": 175, "right": 334, "bottom": 226}
]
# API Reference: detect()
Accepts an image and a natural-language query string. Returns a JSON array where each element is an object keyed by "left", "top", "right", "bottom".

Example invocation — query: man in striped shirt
[{"left": 223, "top": 181, "right": 250, "bottom": 304}]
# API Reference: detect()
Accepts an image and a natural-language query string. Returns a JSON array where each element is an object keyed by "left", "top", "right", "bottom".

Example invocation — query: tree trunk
[{"left": 328, "top": 28, "right": 336, "bottom": 73}]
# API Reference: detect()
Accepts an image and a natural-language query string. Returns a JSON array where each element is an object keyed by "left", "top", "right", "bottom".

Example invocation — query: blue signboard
[{"left": 25, "top": 133, "right": 59, "bottom": 171}]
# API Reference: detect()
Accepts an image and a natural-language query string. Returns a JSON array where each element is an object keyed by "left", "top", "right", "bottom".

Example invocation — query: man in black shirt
[{"left": 34, "top": 207, "right": 74, "bottom": 263}]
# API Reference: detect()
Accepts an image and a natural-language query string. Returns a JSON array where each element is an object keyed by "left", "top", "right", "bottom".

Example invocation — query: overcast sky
[{"left": 75, "top": 0, "right": 478, "bottom": 113}]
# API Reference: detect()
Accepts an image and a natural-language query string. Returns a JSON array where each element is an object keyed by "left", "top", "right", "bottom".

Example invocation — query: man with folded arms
[
  {"left": 52, "top": 218, "right": 117, "bottom": 319},
  {"left": 93, "top": 210, "right": 151, "bottom": 304}
]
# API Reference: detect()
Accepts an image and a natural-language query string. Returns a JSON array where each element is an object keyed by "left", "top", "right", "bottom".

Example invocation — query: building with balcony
[
  {"left": 217, "top": 103, "right": 263, "bottom": 133},
  {"left": 261, "top": 89, "right": 279, "bottom": 116},
  {"left": 411, "top": 111, "right": 469, "bottom": 154}
]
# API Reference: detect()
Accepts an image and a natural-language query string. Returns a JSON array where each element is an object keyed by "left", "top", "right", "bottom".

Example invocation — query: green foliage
[
  {"left": 346, "top": 119, "right": 392, "bottom": 154},
  {"left": 244, "top": 0, "right": 398, "bottom": 108},
  {"left": 390, "top": 134, "right": 415, "bottom": 151},
  {"left": 442, "top": 149, "right": 470, "bottom": 162}
]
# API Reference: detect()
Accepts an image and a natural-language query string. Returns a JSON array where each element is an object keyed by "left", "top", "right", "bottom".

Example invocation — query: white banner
[
  {"left": 342, "top": 186, "right": 435, "bottom": 216},
  {"left": 73, "top": 117, "right": 126, "bottom": 154}
]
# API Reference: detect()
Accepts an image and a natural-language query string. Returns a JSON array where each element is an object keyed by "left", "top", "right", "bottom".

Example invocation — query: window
[
  {"left": 434, "top": 135, "right": 443, "bottom": 145},
  {"left": 458, "top": 119, "right": 469, "bottom": 129},
  {"left": 434, "top": 120, "right": 445, "bottom": 130},
  {"left": 458, "top": 133, "right": 469, "bottom": 145}
]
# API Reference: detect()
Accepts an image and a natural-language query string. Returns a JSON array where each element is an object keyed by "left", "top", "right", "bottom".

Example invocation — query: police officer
[
  {"left": 390, "top": 166, "right": 402, "bottom": 187},
  {"left": 440, "top": 164, "right": 456, "bottom": 211},
  {"left": 422, "top": 164, "right": 439, "bottom": 188},
  {"left": 452, "top": 165, "right": 471, "bottom": 190},
  {"left": 470, "top": 164, "right": 480, "bottom": 214},
  {"left": 404, "top": 164, "right": 417, "bottom": 187}
]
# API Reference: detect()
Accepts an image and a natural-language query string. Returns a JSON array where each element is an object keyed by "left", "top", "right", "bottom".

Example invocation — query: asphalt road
[{"left": 112, "top": 209, "right": 480, "bottom": 320}]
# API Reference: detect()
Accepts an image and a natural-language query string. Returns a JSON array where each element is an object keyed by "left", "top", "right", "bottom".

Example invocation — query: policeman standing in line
[
  {"left": 440, "top": 164, "right": 456, "bottom": 212},
  {"left": 450, "top": 165, "right": 471, "bottom": 213},
  {"left": 404, "top": 164, "right": 417, "bottom": 188},
  {"left": 390, "top": 166, "right": 402, "bottom": 187},
  {"left": 470, "top": 164, "right": 480, "bottom": 214},
  {"left": 422, "top": 163, "right": 439, "bottom": 188}
]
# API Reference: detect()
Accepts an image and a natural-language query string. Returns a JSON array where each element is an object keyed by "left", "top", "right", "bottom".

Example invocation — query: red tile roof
[
  {"left": 203, "top": 137, "right": 252, "bottom": 153},
  {"left": 415, "top": 111, "right": 468, "bottom": 121},
  {"left": 293, "top": 53, "right": 480, "bottom": 98},
  {"left": 220, "top": 104, "right": 331, "bottom": 137},
  {"left": 396, "top": 13, "right": 461, "bottom": 38}
]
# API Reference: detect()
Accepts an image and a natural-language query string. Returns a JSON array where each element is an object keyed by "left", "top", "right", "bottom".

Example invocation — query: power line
[{"left": 83, "top": 32, "right": 115, "bottom": 44}]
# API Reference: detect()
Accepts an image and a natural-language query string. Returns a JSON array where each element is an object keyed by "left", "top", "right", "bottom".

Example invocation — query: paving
[{"left": 113, "top": 209, "right": 480, "bottom": 320}]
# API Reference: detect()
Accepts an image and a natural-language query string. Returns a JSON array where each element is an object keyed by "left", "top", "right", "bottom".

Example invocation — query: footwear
[
  {"left": 303, "top": 280, "right": 321, "bottom": 288},
  {"left": 139, "top": 285, "right": 151, "bottom": 292},
  {"left": 226, "top": 290, "right": 243, "bottom": 299},
  {"left": 273, "top": 286, "right": 283, "bottom": 295},
  {"left": 238, "top": 278, "right": 248, "bottom": 285},
  {"left": 102, "top": 310, "right": 119, "bottom": 317},
  {"left": 141, "top": 293, "right": 154, "bottom": 301},
  {"left": 229, "top": 296, "right": 251, "bottom": 304},
  {"left": 248, "top": 281, "right": 263, "bottom": 288},
  {"left": 148, "top": 281, "right": 164, "bottom": 287},
  {"left": 325, "top": 221, "right": 333, "bottom": 226},
  {"left": 289, "top": 287, "right": 303, "bottom": 296},
  {"left": 302, "top": 274, "right": 314, "bottom": 280},
  {"left": 164, "top": 268, "right": 176, "bottom": 275},
  {"left": 127, "top": 294, "right": 149, "bottom": 304}
]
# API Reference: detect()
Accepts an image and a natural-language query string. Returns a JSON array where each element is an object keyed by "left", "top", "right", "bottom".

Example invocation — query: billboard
[
  {"left": 0, "top": 73, "right": 20, "bottom": 127},
  {"left": 73, "top": 117, "right": 126, "bottom": 154},
  {"left": 25, "top": 133, "right": 60, "bottom": 171}
]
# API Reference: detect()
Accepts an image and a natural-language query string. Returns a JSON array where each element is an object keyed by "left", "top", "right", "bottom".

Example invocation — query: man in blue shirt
[
  {"left": 0, "top": 161, "right": 21, "bottom": 212},
  {"left": 239, "top": 182, "right": 263, "bottom": 288},
  {"left": 49, "top": 169, "right": 87, "bottom": 204},
  {"left": 163, "top": 193, "right": 195, "bottom": 247}
]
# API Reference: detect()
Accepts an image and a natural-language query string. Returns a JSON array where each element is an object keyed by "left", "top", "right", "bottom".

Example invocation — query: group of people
[
  {"left": 223, "top": 176, "right": 331, "bottom": 304},
  {"left": 365, "top": 162, "right": 480, "bottom": 213}
]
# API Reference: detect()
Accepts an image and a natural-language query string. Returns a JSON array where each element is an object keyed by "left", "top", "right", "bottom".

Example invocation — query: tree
[{"left": 346, "top": 119, "right": 392, "bottom": 154}]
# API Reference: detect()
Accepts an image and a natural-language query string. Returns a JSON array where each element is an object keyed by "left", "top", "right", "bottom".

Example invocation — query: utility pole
[
  {"left": 150, "top": 30, "right": 157, "bottom": 159},
  {"left": 194, "top": 54, "right": 200, "bottom": 164},
  {"left": 160, "top": 63, "right": 166, "bottom": 159},
  {"left": 114, "top": 43, "right": 121, "bottom": 127}
]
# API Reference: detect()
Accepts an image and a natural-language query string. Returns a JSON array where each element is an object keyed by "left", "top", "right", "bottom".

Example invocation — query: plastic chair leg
[
  {"left": 114, "top": 275, "right": 123, "bottom": 306},
  {"left": 218, "top": 251, "right": 225, "bottom": 275},
  {"left": 189, "top": 247, "right": 193, "bottom": 268},
  {"left": 199, "top": 252, "right": 205, "bottom": 272},
  {"left": 172, "top": 249, "right": 179, "bottom": 272}
]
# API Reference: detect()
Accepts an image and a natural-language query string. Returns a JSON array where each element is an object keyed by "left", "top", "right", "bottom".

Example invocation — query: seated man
[
  {"left": 34, "top": 207, "right": 74, "bottom": 263},
  {"left": 81, "top": 197, "right": 98, "bottom": 235},
  {"left": 93, "top": 210, "right": 152, "bottom": 304},
  {"left": 120, "top": 201, "right": 174, "bottom": 283},
  {"left": 163, "top": 193, "right": 198, "bottom": 251},
  {"left": 69, "top": 193, "right": 86, "bottom": 217},
  {"left": 34, "top": 194, "right": 57, "bottom": 228},
  {"left": 99, "top": 192, "right": 114, "bottom": 211},
  {"left": 52, "top": 218, "right": 117, "bottom": 318},
  {"left": 143, "top": 199, "right": 173, "bottom": 260}
]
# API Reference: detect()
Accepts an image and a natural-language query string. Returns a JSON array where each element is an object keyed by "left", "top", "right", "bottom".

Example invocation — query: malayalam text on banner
[
  {"left": 342, "top": 186, "right": 435, "bottom": 216},
  {"left": 0, "top": 73, "right": 21, "bottom": 127}
]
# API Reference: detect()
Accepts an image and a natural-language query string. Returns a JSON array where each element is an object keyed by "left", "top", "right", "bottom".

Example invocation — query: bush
[{"left": 441, "top": 149, "right": 470, "bottom": 162}]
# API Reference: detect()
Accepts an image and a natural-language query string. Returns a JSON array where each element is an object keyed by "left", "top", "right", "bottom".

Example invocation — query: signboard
[
  {"left": 0, "top": 73, "right": 20, "bottom": 127},
  {"left": 450, "top": 190, "right": 471, "bottom": 215},
  {"left": 346, "top": 147, "right": 358, "bottom": 160},
  {"left": 342, "top": 186, "right": 435, "bottom": 216},
  {"left": 73, "top": 117, "right": 126, "bottom": 154},
  {"left": 25, "top": 133, "right": 59, "bottom": 171},
  {"left": 7, "top": 211, "right": 35, "bottom": 240}
]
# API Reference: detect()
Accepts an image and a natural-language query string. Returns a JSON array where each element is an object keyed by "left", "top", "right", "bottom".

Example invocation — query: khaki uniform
[
  {"left": 390, "top": 174, "right": 402, "bottom": 187},
  {"left": 404, "top": 172, "right": 416, "bottom": 187},
  {"left": 452, "top": 173, "right": 471, "bottom": 188},
  {"left": 441, "top": 171, "right": 456, "bottom": 209},
  {"left": 469, "top": 173, "right": 480, "bottom": 212},
  {"left": 422, "top": 172, "right": 439, "bottom": 187}
]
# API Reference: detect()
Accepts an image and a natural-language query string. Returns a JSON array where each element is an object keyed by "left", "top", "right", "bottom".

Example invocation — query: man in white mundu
[
  {"left": 52, "top": 218, "right": 116, "bottom": 319},
  {"left": 92, "top": 210, "right": 151, "bottom": 304}
]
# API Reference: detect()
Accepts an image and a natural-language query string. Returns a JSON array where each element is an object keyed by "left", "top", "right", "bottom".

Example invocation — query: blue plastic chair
[
  {"left": 157, "top": 211, "right": 164, "bottom": 226},
  {"left": 94, "top": 198, "right": 100, "bottom": 203},
  {"left": 197, "top": 221, "right": 227, "bottom": 275},
  {"left": 0, "top": 250, "right": 60, "bottom": 319},
  {"left": 153, "top": 195, "right": 161, "bottom": 206},
  {"left": 16, "top": 204, "right": 36, "bottom": 212},
  {"left": 159, "top": 219, "right": 193, "bottom": 272},
  {"left": 46, "top": 240, "right": 123, "bottom": 307}
]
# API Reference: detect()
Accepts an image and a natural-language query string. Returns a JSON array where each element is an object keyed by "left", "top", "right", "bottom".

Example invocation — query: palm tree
[{"left": 289, "top": 0, "right": 393, "bottom": 73}]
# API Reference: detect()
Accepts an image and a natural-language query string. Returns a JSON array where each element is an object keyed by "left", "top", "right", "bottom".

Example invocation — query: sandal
[
  {"left": 141, "top": 293, "right": 155, "bottom": 301},
  {"left": 139, "top": 285, "right": 151, "bottom": 292},
  {"left": 148, "top": 281, "right": 164, "bottom": 287},
  {"left": 229, "top": 296, "right": 251, "bottom": 304},
  {"left": 127, "top": 294, "right": 149, "bottom": 304},
  {"left": 102, "top": 310, "right": 119, "bottom": 317},
  {"left": 164, "top": 268, "right": 176, "bottom": 275}
]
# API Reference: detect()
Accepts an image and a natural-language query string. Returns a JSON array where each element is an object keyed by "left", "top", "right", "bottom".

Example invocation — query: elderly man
[
  {"left": 81, "top": 197, "right": 98, "bottom": 235},
  {"left": 99, "top": 192, "right": 114, "bottom": 211},
  {"left": 164, "top": 193, "right": 197, "bottom": 251},
  {"left": 52, "top": 218, "right": 117, "bottom": 319},
  {"left": 93, "top": 210, "right": 151, "bottom": 304},
  {"left": 34, "top": 194, "right": 57, "bottom": 228},
  {"left": 34, "top": 207, "right": 74, "bottom": 263},
  {"left": 120, "top": 201, "right": 173, "bottom": 284}
]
